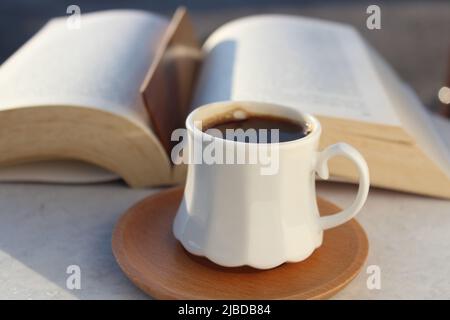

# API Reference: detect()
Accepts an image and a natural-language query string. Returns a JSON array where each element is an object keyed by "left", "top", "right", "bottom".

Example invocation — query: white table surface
[
  {"left": 0, "top": 181, "right": 449, "bottom": 300},
  {"left": 0, "top": 115, "right": 449, "bottom": 299}
]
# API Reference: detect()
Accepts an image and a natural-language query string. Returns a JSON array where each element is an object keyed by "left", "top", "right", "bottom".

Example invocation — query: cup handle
[{"left": 315, "top": 143, "right": 370, "bottom": 230}]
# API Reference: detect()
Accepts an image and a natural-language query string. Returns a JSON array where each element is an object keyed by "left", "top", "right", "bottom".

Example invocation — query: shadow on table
[{"left": 0, "top": 182, "right": 157, "bottom": 299}]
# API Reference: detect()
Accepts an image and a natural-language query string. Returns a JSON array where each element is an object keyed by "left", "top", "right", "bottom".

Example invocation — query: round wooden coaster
[{"left": 112, "top": 187, "right": 368, "bottom": 300}]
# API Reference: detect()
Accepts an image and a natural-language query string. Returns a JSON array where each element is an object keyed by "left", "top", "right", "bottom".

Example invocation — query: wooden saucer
[{"left": 112, "top": 187, "right": 368, "bottom": 300}]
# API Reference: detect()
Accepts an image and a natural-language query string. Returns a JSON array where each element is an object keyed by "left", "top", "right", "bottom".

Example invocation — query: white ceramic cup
[{"left": 173, "top": 101, "right": 370, "bottom": 269}]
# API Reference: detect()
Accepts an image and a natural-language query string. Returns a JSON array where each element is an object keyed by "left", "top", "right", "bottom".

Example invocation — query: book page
[
  {"left": 370, "top": 48, "right": 450, "bottom": 178},
  {"left": 0, "top": 10, "right": 168, "bottom": 129},
  {"left": 192, "top": 15, "right": 400, "bottom": 126},
  {"left": 0, "top": 10, "right": 168, "bottom": 184}
]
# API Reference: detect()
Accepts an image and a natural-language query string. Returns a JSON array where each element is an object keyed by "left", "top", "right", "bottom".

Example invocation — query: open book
[{"left": 0, "top": 8, "right": 449, "bottom": 198}]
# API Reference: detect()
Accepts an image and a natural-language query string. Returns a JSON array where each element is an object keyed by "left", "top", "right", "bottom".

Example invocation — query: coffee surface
[{"left": 203, "top": 111, "right": 310, "bottom": 143}]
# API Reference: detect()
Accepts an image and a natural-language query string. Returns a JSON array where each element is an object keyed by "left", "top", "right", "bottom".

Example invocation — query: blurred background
[{"left": 0, "top": 0, "right": 449, "bottom": 113}]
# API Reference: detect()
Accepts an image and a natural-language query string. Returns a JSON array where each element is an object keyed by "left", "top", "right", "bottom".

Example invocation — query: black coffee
[{"left": 203, "top": 110, "right": 311, "bottom": 143}]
